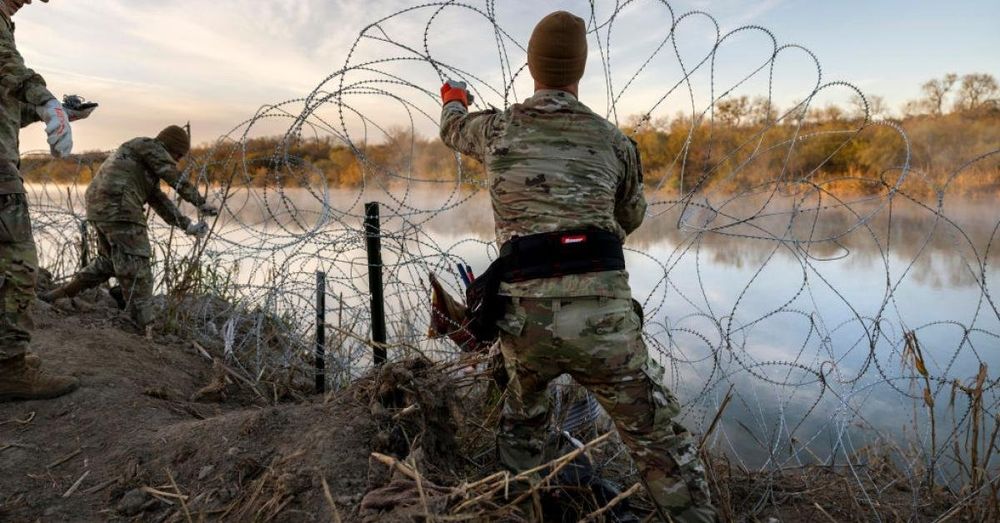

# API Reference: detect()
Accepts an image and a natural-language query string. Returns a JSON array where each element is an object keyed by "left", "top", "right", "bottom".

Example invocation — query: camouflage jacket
[
  {"left": 85, "top": 137, "right": 205, "bottom": 229},
  {"left": 0, "top": 14, "right": 55, "bottom": 193},
  {"left": 440, "top": 89, "right": 646, "bottom": 298}
]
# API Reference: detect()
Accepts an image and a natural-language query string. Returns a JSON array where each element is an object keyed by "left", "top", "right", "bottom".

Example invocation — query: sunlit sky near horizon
[{"left": 12, "top": 0, "right": 999, "bottom": 154}]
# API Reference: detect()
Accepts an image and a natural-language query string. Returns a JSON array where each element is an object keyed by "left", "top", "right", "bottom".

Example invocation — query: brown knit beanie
[
  {"left": 527, "top": 11, "right": 588, "bottom": 87},
  {"left": 156, "top": 125, "right": 190, "bottom": 159}
]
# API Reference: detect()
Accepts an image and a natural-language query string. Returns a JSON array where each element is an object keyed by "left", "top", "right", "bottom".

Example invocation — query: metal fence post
[
  {"left": 79, "top": 221, "right": 90, "bottom": 269},
  {"left": 315, "top": 271, "right": 326, "bottom": 394},
  {"left": 365, "top": 202, "right": 387, "bottom": 366}
]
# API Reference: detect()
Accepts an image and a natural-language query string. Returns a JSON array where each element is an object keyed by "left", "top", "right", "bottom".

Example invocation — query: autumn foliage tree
[{"left": 20, "top": 74, "right": 998, "bottom": 198}]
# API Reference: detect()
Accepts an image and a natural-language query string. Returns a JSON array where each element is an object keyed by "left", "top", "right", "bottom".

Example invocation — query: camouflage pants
[
  {"left": 71, "top": 221, "right": 154, "bottom": 328},
  {"left": 496, "top": 297, "right": 717, "bottom": 523},
  {"left": 0, "top": 192, "right": 38, "bottom": 361}
]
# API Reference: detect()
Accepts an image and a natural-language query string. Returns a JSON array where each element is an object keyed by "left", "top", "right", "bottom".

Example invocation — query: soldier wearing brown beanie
[
  {"left": 439, "top": 10, "right": 717, "bottom": 523},
  {"left": 527, "top": 10, "right": 588, "bottom": 90},
  {"left": 156, "top": 125, "right": 192, "bottom": 161},
  {"left": 41, "top": 126, "right": 218, "bottom": 332}
]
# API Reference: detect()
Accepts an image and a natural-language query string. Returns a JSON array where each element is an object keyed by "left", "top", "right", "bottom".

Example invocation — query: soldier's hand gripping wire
[
  {"left": 185, "top": 220, "right": 209, "bottom": 239},
  {"left": 440, "top": 79, "right": 474, "bottom": 107}
]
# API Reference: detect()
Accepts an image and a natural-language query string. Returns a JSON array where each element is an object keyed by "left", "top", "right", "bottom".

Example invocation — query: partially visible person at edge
[
  {"left": 437, "top": 10, "right": 718, "bottom": 523},
  {"left": 1, "top": 0, "right": 97, "bottom": 402},
  {"left": 41, "top": 126, "right": 217, "bottom": 333}
]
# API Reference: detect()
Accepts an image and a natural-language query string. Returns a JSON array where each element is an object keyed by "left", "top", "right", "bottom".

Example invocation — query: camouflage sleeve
[
  {"left": 614, "top": 136, "right": 647, "bottom": 234},
  {"left": 137, "top": 140, "right": 206, "bottom": 207},
  {"left": 19, "top": 102, "right": 41, "bottom": 128},
  {"left": 147, "top": 187, "right": 192, "bottom": 230},
  {"left": 439, "top": 101, "right": 499, "bottom": 161},
  {"left": 0, "top": 23, "right": 56, "bottom": 107}
]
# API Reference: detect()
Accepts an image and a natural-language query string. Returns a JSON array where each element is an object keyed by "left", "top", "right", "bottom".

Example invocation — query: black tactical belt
[
  {"left": 498, "top": 228, "right": 625, "bottom": 282},
  {"left": 465, "top": 228, "right": 626, "bottom": 343}
]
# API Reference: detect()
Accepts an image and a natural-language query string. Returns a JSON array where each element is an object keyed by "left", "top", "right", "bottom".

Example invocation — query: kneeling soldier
[
  {"left": 438, "top": 11, "right": 717, "bottom": 522},
  {"left": 41, "top": 126, "right": 217, "bottom": 330}
]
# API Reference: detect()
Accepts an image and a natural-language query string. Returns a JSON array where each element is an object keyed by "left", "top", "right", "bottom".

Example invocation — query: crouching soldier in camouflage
[
  {"left": 41, "top": 126, "right": 217, "bottom": 331},
  {"left": 438, "top": 11, "right": 717, "bottom": 522},
  {"left": 1, "top": 0, "right": 95, "bottom": 401}
]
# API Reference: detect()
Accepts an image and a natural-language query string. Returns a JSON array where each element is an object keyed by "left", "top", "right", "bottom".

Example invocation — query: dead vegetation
[{"left": 2, "top": 294, "right": 998, "bottom": 522}]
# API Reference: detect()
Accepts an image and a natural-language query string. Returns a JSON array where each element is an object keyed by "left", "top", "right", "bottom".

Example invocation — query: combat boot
[
  {"left": 0, "top": 354, "right": 79, "bottom": 402},
  {"left": 38, "top": 278, "right": 89, "bottom": 303},
  {"left": 108, "top": 285, "right": 126, "bottom": 310}
]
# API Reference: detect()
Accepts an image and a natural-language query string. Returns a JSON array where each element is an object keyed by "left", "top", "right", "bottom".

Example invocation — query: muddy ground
[
  {"left": 0, "top": 298, "right": 378, "bottom": 522},
  {"left": 0, "top": 295, "right": 962, "bottom": 522}
]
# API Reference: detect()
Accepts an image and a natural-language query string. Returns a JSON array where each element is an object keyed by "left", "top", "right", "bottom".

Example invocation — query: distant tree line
[
  {"left": 21, "top": 73, "right": 999, "bottom": 197},
  {"left": 626, "top": 72, "right": 998, "bottom": 195}
]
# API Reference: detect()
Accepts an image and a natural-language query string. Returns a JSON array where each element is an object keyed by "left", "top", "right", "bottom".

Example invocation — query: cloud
[
  {"left": 9, "top": 0, "right": 996, "bottom": 152},
  {"left": 6, "top": 0, "right": 817, "bottom": 151},
  {"left": 15, "top": 0, "right": 353, "bottom": 150}
]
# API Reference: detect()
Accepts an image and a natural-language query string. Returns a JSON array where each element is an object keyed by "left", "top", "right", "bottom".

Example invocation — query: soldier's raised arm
[
  {"left": 614, "top": 135, "right": 647, "bottom": 234},
  {"left": 147, "top": 187, "right": 191, "bottom": 230},
  {"left": 0, "top": 21, "right": 73, "bottom": 157},
  {"left": 439, "top": 80, "right": 499, "bottom": 161},
  {"left": 136, "top": 130, "right": 205, "bottom": 208}
]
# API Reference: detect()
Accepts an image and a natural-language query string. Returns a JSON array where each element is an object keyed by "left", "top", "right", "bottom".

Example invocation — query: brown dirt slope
[
  {"left": 0, "top": 302, "right": 374, "bottom": 522},
  {"left": 1, "top": 299, "right": 963, "bottom": 522}
]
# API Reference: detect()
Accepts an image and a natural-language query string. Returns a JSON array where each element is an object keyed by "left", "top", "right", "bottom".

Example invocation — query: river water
[{"left": 29, "top": 185, "right": 1000, "bottom": 468}]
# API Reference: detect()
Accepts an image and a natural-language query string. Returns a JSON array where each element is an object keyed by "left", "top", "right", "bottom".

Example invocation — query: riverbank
[{"left": 1, "top": 295, "right": 991, "bottom": 521}]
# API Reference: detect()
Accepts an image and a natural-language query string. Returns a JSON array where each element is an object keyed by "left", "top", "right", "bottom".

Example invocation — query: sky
[{"left": 12, "top": 0, "right": 999, "bottom": 154}]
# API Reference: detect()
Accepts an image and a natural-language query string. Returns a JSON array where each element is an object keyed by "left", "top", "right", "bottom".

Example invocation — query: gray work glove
[
  {"left": 62, "top": 95, "right": 99, "bottom": 122},
  {"left": 185, "top": 221, "right": 209, "bottom": 238},
  {"left": 36, "top": 99, "right": 73, "bottom": 157},
  {"left": 198, "top": 203, "right": 218, "bottom": 217}
]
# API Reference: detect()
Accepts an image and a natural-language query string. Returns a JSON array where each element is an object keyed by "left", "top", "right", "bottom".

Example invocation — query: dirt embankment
[
  {"left": 1, "top": 296, "right": 968, "bottom": 522},
  {"left": 0, "top": 299, "right": 381, "bottom": 522}
]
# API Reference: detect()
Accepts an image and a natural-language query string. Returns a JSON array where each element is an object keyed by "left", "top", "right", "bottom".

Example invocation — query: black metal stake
[
  {"left": 365, "top": 202, "right": 387, "bottom": 366},
  {"left": 315, "top": 271, "right": 326, "bottom": 394},
  {"left": 79, "top": 221, "right": 90, "bottom": 269}
]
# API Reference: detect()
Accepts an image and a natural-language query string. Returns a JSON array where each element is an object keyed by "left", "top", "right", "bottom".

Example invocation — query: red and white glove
[
  {"left": 441, "top": 80, "right": 475, "bottom": 107},
  {"left": 36, "top": 99, "right": 73, "bottom": 158}
]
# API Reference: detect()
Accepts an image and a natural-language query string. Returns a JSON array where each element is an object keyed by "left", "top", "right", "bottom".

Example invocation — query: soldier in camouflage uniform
[
  {"left": 439, "top": 11, "right": 717, "bottom": 522},
  {"left": 1, "top": 0, "right": 93, "bottom": 402},
  {"left": 41, "top": 126, "right": 217, "bottom": 330}
]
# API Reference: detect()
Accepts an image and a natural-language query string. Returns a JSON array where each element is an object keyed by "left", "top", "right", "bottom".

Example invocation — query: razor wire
[{"left": 18, "top": 0, "right": 1000, "bottom": 518}]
